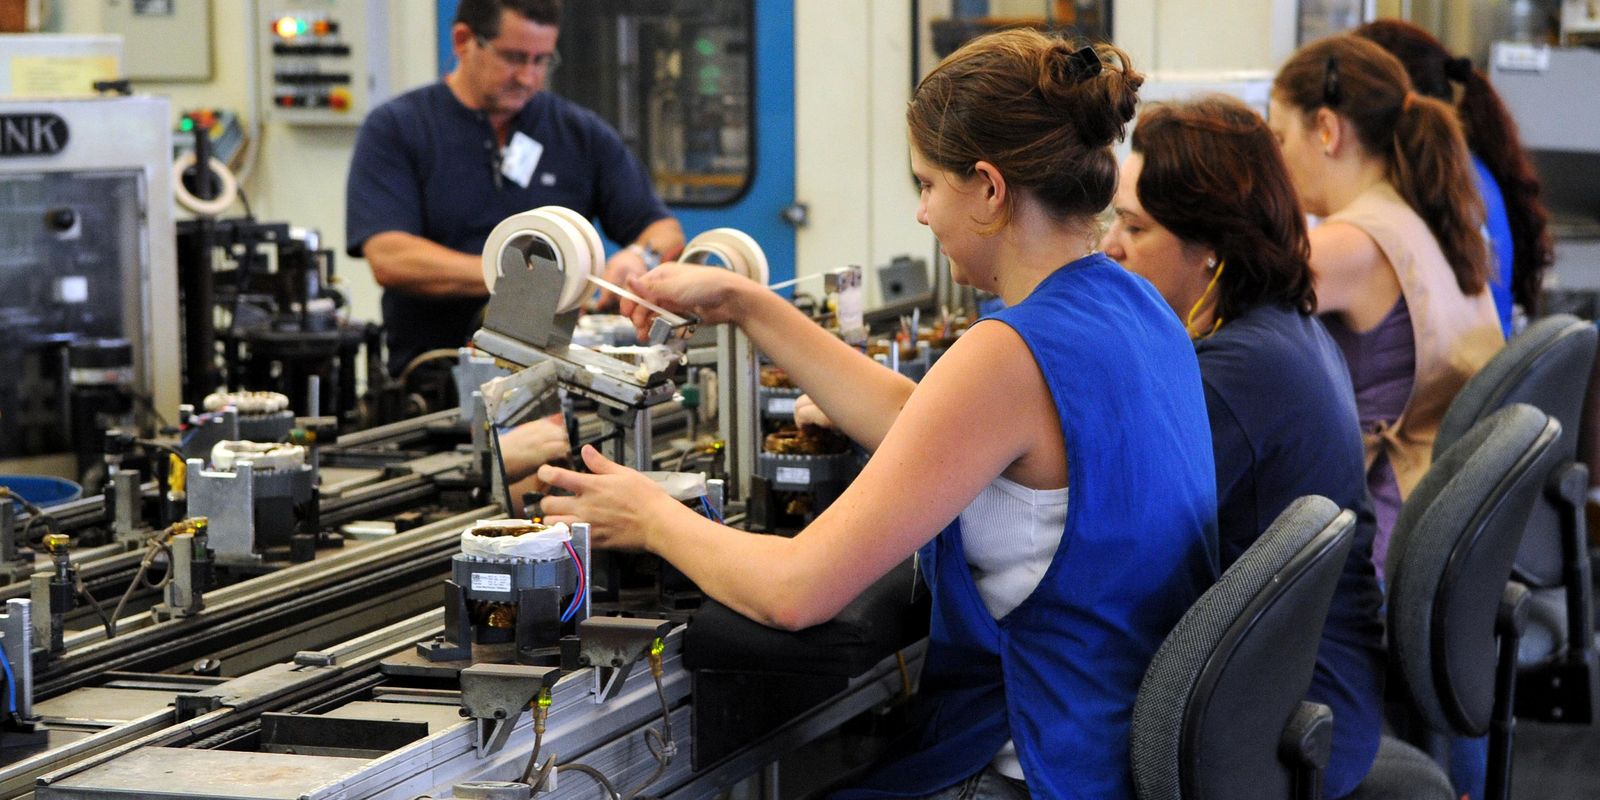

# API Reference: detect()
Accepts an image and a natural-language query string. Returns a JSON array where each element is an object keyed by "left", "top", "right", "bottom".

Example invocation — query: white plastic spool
[
  {"left": 680, "top": 228, "right": 769, "bottom": 285},
  {"left": 481, "top": 206, "right": 604, "bottom": 314},
  {"left": 171, "top": 153, "right": 239, "bottom": 217}
]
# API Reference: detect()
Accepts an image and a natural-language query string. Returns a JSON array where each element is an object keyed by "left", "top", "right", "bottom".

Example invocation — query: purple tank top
[
  {"left": 1324, "top": 298, "right": 1415, "bottom": 428},
  {"left": 1324, "top": 298, "right": 1415, "bottom": 577}
]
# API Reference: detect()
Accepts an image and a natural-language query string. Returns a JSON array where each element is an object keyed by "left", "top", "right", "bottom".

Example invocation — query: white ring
[
  {"left": 540, "top": 206, "right": 606, "bottom": 278},
  {"left": 682, "top": 228, "right": 769, "bottom": 285},
  {"left": 480, "top": 208, "right": 601, "bottom": 313},
  {"left": 171, "top": 153, "right": 238, "bottom": 217}
]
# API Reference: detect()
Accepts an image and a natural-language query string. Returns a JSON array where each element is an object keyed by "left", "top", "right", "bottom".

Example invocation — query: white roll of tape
[
  {"left": 171, "top": 153, "right": 239, "bottom": 217},
  {"left": 211, "top": 440, "right": 305, "bottom": 472},
  {"left": 480, "top": 206, "right": 599, "bottom": 313},
  {"left": 682, "top": 228, "right": 770, "bottom": 285}
]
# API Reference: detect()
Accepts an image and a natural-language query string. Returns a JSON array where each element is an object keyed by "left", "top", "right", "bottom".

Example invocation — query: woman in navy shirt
[{"left": 1103, "top": 94, "right": 1386, "bottom": 799}]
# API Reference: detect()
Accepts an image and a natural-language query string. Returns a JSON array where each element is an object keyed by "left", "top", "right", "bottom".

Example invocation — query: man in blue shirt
[{"left": 346, "top": 0, "right": 684, "bottom": 376}]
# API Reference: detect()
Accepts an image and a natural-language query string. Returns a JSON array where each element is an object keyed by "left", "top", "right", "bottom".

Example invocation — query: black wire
[
  {"left": 234, "top": 183, "right": 254, "bottom": 220},
  {"left": 75, "top": 576, "right": 116, "bottom": 638},
  {"left": 555, "top": 761, "right": 621, "bottom": 800}
]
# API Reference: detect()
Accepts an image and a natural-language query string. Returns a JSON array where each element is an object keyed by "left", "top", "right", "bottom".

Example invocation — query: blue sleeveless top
[
  {"left": 1472, "top": 154, "right": 1516, "bottom": 337},
  {"left": 835, "top": 253, "right": 1218, "bottom": 799}
]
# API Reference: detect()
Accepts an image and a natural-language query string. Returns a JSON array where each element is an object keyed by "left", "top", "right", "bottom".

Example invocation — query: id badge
[{"left": 501, "top": 131, "right": 543, "bottom": 189}]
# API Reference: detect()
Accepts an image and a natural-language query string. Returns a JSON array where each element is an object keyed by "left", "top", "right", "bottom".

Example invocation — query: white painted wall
[
  {"left": 48, "top": 0, "right": 441, "bottom": 330},
  {"left": 792, "top": 0, "right": 932, "bottom": 305}
]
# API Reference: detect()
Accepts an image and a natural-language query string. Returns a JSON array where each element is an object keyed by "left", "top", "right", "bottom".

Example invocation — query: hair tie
[
  {"left": 1064, "top": 45, "right": 1103, "bottom": 81},
  {"left": 1444, "top": 56, "right": 1473, "bottom": 84}
]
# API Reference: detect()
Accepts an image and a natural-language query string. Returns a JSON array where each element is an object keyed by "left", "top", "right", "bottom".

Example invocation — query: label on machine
[
  {"left": 775, "top": 466, "right": 811, "bottom": 485},
  {"left": 471, "top": 572, "right": 513, "bottom": 593},
  {"left": 767, "top": 397, "right": 796, "bottom": 415}
]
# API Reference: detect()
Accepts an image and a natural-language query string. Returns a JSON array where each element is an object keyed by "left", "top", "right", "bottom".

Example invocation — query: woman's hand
[
  {"left": 793, "top": 394, "right": 836, "bottom": 430},
  {"left": 536, "top": 445, "right": 687, "bottom": 552},
  {"left": 625, "top": 263, "right": 753, "bottom": 341}
]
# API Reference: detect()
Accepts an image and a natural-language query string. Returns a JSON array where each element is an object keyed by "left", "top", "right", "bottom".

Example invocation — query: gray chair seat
[
  {"left": 1345, "top": 737, "right": 1456, "bottom": 800},
  {"left": 1519, "top": 586, "right": 1568, "bottom": 665}
]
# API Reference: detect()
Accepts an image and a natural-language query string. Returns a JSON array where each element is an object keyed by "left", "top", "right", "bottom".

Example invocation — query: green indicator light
[
  {"left": 179, "top": 118, "right": 194, "bottom": 132},
  {"left": 694, "top": 37, "right": 716, "bottom": 56}
]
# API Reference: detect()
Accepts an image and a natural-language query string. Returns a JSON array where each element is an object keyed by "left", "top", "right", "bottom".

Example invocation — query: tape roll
[
  {"left": 541, "top": 205, "right": 606, "bottom": 277},
  {"left": 171, "top": 153, "right": 238, "bottom": 217},
  {"left": 681, "top": 228, "right": 770, "bottom": 285},
  {"left": 480, "top": 206, "right": 599, "bottom": 313}
]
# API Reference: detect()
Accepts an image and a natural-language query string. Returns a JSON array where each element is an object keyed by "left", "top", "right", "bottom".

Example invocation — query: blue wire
[
  {"left": 559, "top": 541, "right": 584, "bottom": 623},
  {"left": 0, "top": 639, "right": 17, "bottom": 714},
  {"left": 699, "top": 496, "right": 724, "bottom": 524}
]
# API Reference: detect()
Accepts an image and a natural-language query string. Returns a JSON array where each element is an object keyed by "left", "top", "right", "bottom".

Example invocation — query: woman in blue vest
[
  {"left": 537, "top": 30, "right": 1218, "bottom": 799},
  {"left": 1102, "top": 95, "right": 1386, "bottom": 799}
]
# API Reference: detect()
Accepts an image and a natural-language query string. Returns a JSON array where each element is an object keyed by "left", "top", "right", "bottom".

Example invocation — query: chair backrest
[
  {"left": 1389, "top": 404, "right": 1561, "bottom": 736},
  {"left": 1132, "top": 496, "right": 1357, "bottom": 800},
  {"left": 1434, "top": 314, "right": 1597, "bottom": 587}
]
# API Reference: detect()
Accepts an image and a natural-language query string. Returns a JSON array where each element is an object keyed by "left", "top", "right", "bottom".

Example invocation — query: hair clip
[
  {"left": 1321, "top": 56, "right": 1342, "bottom": 108},
  {"left": 1065, "top": 45, "right": 1103, "bottom": 81},
  {"left": 1444, "top": 56, "right": 1473, "bottom": 84}
]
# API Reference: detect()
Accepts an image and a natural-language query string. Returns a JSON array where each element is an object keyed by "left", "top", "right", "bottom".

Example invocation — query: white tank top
[{"left": 957, "top": 474, "right": 1069, "bottom": 780}]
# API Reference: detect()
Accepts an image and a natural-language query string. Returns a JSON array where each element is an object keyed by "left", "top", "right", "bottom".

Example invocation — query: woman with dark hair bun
[
  {"left": 1103, "top": 94, "right": 1385, "bottom": 799},
  {"left": 1269, "top": 34, "right": 1503, "bottom": 576},
  {"left": 536, "top": 30, "right": 1218, "bottom": 799},
  {"left": 1356, "top": 18, "right": 1554, "bottom": 335}
]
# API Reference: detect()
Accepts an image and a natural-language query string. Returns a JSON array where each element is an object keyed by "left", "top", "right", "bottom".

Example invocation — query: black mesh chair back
[
  {"left": 1133, "top": 496, "right": 1357, "bottom": 800},
  {"left": 1433, "top": 314, "right": 1595, "bottom": 587}
]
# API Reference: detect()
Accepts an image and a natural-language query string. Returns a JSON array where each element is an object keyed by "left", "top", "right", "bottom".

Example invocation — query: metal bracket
[
  {"left": 0, "top": 599, "right": 36, "bottom": 719},
  {"left": 572, "top": 617, "right": 672, "bottom": 703},
  {"left": 459, "top": 663, "right": 560, "bottom": 758}
]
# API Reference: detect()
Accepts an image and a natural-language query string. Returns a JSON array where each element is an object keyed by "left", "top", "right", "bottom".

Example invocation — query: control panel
[{"left": 256, "top": 0, "right": 390, "bottom": 125}]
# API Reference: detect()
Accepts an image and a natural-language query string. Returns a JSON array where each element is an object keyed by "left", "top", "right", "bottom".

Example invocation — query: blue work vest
[{"left": 836, "top": 253, "right": 1218, "bottom": 799}]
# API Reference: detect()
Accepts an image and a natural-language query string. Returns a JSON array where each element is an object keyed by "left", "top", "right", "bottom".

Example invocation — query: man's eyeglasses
[{"left": 475, "top": 35, "right": 561, "bottom": 72}]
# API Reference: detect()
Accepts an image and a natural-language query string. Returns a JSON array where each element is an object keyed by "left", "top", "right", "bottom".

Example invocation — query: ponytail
[
  {"left": 1458, "top": 68, "right": 1554, "bottom": 314},
  {"left": 1355, "top": 18, "right": 1553, "bottom": 313},
  {"left": 1276, "top": 35, "right": 1490, "bottom": 296},
  {"left": 1390, "top": 92, "right": 1489, "bottom": 295}
]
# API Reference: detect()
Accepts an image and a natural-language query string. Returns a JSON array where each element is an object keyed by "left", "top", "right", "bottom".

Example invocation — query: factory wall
[
  {"left": 47, "top": 0, "right": 440, "bottom": 333},
  {"left": 41, "top": 0, "right": 1512, "bottom": 358}
]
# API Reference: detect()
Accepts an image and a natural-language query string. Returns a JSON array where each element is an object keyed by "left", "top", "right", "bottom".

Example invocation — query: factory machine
[
  {"left": 0, "top": 206, "right": 931, "bottom": 799},
  {"left": 0, "top": 96, "right": 180, "bottom": 485}
]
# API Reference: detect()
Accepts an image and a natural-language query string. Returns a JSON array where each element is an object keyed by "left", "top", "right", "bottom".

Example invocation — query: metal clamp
[
  {"left": 459, "top": 663, "right": 560, "bottom": 758},
  {"left": 570, "top": 617, "right": 673, "bottom": 703}
]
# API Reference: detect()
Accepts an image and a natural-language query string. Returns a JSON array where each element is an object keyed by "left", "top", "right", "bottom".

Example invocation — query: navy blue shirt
[
  {"left": 1196, "top": 303, "right": 1387, "bottom": 799},
  {"left": 346, "top": 83, "right": 670, "bottom": 374}
]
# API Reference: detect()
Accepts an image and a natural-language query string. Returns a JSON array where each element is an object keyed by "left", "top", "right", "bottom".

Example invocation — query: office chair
[
  {"left": 1434, "top": 314, "right": 1598, "bottom": 724},
  {"left": 1354, "top": 404, "right": 1561, "bottom": 800},
  {"left": 1132, "top": 495, "right": 1358, "bottom": 800}
]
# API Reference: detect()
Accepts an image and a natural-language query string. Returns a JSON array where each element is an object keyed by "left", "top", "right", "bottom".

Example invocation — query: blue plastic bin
[{"left": 0, "top": 475, "right": 83, "bottom": 508}]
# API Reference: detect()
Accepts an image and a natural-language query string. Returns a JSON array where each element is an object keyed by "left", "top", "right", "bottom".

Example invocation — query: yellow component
[
  {"left": 537, "top": 687, "right": 552, "bottom": 708},
  {"left": 648, "top": 637, "right": 665, "bottom": 677},
  {"left": 42, "top": 533, "right": 70, "bottom": 553},
  {"left": 169, "top": 452, "right": 187, "bottom": 493}
]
